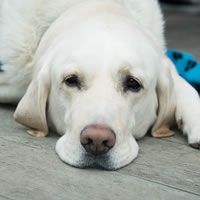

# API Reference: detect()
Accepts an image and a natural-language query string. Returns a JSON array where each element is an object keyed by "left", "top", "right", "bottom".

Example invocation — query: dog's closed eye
[{"left": 123, "top": 75, "right": 142, "bottom": 92}]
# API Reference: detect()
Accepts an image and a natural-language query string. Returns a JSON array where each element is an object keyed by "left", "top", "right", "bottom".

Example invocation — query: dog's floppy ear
[
  {"left": 151, "top": 56, "right": 176, "bottom": 138},
  {"left": 14, "top": 67, "right": 49, "bottom": 137}
]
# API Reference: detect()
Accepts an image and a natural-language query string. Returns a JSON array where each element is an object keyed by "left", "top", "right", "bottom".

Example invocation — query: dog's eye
[
  {"left": 123, "top": 75, "right": 142, "bottom": 92},
  {"left": 64, "top": 74, "right": 80, "bottom": 88}
]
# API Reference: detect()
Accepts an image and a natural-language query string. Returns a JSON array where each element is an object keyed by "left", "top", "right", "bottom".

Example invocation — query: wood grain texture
[{"left": 0, "top": 136, "right": 200, "bottom": 200}]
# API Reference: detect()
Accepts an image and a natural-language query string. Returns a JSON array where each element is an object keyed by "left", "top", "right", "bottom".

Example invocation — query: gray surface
[
  {"left": 164, "top": 7, "right": 200, "bottom": 59},
  {"left": 1, "top": 7, "right": 200, "bottom": 200}
]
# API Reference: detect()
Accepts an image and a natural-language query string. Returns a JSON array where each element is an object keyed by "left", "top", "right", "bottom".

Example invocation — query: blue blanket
[{"left": 167, "top": 49, "right": 200, "bottom": 93}]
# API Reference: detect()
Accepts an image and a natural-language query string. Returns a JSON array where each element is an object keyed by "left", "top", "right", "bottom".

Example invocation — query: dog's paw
[
  {"left": 187, "top": 129, "right": 200, "bottom": 150},
  {"left": 190, "top": 143, "right": 200, "bottom": 149},
  {"left": 27, "top": 130, "right": 48, "bottom": 137},
  {"left": 188, "top": 138, "right": 200, "bottom": 150}
]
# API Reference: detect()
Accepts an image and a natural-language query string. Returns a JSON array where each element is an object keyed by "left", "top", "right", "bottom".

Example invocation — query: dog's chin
[
  {"left": 76, "top": 153, "right": 117, "bottom": 170},
  {"left": 56, "top": 151, "right": 138, "bottom": 170},
  {"left": 56, "top": 151, "right": 135, "bottom": 170}
]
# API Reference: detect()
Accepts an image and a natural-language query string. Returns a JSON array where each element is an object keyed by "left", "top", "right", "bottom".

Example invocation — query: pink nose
[{"left": 80, "top": 124, "right": 116, "bottom": 155}]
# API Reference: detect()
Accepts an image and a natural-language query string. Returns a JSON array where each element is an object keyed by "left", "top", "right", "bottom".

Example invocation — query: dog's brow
[
  {"left": 118, "top": 65, "right": 144, "bottom": 84},
  {"left": 62, "top": 71, "right": 80, "bottom": 79}
]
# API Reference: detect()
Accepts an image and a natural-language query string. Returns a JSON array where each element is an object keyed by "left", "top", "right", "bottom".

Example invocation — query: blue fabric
[{"left": 167, "top": 49, "right": 200, "bottom": 93}]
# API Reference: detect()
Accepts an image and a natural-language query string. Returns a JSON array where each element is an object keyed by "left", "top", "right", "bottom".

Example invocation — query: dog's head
[{"left": 14, "top": 3, "right": 175, "bottom": 169}]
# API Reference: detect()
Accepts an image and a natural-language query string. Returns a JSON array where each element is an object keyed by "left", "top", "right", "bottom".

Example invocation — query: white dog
[{"left": 0, "top": 0, "right": 200, "bottom": 169}]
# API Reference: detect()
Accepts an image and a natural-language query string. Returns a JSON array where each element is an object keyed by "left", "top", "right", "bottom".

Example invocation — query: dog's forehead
[
  {"left": 43, "top": 12, "right": 161, "bottom": 79},
  {"left": 56, "top": 30, "right": 158, "bottom": 69}
]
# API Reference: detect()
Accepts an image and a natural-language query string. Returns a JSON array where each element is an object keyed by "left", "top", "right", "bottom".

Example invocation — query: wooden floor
[{"left": 0, "top": 5, "right": 200, "bottom": 200}]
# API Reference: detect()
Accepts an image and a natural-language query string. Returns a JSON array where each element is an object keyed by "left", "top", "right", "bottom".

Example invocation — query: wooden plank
[
  {"left": 120, "top": 136, "right": 200, "bottom": 195},
  {"left": 0, "top": 138, "right": 199, "bottom": 200},
  {"left": 162, "top": 132, "right": 188, "bottom": 145}
]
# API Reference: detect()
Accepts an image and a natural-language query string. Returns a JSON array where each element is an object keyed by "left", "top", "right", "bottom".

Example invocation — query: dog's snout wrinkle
[{"left": 80, "top": 124, "right": 116, "bottom": 155}]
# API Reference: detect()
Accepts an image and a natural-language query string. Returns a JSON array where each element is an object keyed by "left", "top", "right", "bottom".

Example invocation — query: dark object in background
[
  {"left": 0, "top": 61, "right": 4, "bottom": 72},
  {"left": 160, "top": 0, "right": 199, "bottom": 4}
]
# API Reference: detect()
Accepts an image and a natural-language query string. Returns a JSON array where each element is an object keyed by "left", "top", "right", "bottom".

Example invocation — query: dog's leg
[
  {"left": 152, "top": 57, "right": 200, "bottom": 148},
  {"left": 171, "top": 61, "right": 200, "bottom": 149}
]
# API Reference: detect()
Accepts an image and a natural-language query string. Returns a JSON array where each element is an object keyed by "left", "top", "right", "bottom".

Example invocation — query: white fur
[{"left": 0, "top": 0, "right": 199, "bottom": 169}]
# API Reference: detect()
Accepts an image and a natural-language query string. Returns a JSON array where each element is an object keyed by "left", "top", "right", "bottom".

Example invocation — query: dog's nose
[{"left": 80, "top": 124, "right": 116, "bottom": 155}]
